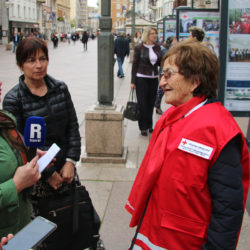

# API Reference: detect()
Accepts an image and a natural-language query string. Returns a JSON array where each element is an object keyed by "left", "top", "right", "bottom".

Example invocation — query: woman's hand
[
  {"left": 48, "top": 172, "right": 63, "bottom": 190},
  {"left": 13, "top": 156, "right": 41, "bottom": 193},
  {"left": 36, "top": 149, "right": 56, "bottom": 168},
  {"left": 60, "top": 161, "right": 75, "bottom": 184},
  {"left": 131, "top": 83, "right": 136, "bottom": 89},
  {"left": 0, "top": 234, "right": 13, "bottom": 249}
]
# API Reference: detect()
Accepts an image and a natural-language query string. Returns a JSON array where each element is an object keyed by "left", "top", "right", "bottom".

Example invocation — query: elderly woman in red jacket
[{"left": 126, "top": 40, "right": 249, "bottom": 250}]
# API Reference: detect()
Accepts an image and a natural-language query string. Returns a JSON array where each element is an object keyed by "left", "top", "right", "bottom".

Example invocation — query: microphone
[{"left": 24, "top": 116, "right": 46, "bottom": 161}]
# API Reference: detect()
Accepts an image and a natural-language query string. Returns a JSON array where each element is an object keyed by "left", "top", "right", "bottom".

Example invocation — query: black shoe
[
  {"left": 89, "top": 239, "right": 105, "bottom": 250},
  {"left": 149, "top": 128, "right": 153, "bottom": 133},
  {"left": 156, "top": 108, "right": 163, "bottom": 115},
  {"left": 141, "top": 130, "right": 148, "bottom": 136}
]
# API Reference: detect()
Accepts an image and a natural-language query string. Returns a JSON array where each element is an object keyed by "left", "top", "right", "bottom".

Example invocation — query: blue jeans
[
  {"left": 117, "top": 56, "right": 125, "bottom": 77},
  {"left": 12, "top": 42, "right": 18, "bottom": 53}
]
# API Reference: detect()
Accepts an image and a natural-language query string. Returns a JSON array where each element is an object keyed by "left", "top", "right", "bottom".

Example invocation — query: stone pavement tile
[
  {"left": 234, "top": 117, "right": 249, "bottom": 137},
  {"left": 125, "top": 147, "right": 139, "bottom": 169},
  {"left": 99, "top": 167, "right": 138, "bottom": 181},
  {"left": 237, "top": 210, "right": 250, "bottom": 250},
  {"left": 81, "top": 180, "right": 113, "bottom": 221},
  {"left": 99, "top": 181, "right": 135, "bottom": 250},
  {"left": 77, "top": 165, "right": 102, "bottom": 180}
]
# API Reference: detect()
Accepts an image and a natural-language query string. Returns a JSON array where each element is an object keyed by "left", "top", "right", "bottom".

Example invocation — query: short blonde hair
[{"left": 141, "top": 27, "right": 157, "bottom": 44}]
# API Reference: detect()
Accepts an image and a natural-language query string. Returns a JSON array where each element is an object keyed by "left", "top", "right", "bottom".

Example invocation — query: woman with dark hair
[
  {"left": 126, "top": 40, "right": 249, "bottom": 249},
  {"left": 131, "top": 27, "right": 162, "bottom": 136},
  {"left": 3, "top": 37, "right": 84, "bottom": 250}
]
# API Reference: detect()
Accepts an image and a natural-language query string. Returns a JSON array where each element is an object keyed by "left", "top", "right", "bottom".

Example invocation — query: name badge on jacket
[{"left": 178, "top": 138, "right": 215, "bottom": 160}]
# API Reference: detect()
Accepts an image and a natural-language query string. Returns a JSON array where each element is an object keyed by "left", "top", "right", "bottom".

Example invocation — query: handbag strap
[
  {"left": 129, "top": 88, "right": 137, "bottom": 102},
  {"left": 129, "top": 192, "right": 151, "bottom": 250},
  {"left": 73, "top": 181, "right": 79, "bottom": 235}
]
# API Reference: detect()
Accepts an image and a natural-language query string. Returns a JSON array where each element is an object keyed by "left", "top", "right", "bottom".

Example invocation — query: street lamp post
[
  {"left": 131, "top": 0, "right": 136, "bottom": 50},
  {"left": 84, "top": 0, "right": 126, "bottom": 162},
  {"left": 2, "top": 0, "right": 11, "bottom": 45}
]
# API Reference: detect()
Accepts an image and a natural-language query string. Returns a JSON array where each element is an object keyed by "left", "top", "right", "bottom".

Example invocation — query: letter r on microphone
[{"left": 30, "top": 124, "right": 42, "bottom": 139}]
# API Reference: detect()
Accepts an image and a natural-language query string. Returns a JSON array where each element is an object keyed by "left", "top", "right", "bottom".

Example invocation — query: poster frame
[
  {"left": 219, "top": 0, "right": 250, "bottom": 117},
  {"left": 157, "top": 20, "right": 164, "bottom": 44},
  {"left": 163, "top": 15, "right": 176, "bottom": 42}
]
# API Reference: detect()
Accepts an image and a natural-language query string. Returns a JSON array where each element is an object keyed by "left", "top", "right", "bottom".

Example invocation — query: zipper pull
[{"left": 49, "top": 210, "right": 57, "bottom": 217}]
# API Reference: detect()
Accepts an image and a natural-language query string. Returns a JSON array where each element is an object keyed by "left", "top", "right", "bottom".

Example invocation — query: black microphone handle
[
  {"left": 27, "top": 147, "right": 37, "bottom": 162},
  {"left": 24, "top": 147, "right": 37, "bottom": 196}
]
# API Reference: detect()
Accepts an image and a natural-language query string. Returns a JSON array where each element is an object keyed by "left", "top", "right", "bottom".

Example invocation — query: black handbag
[
  {"left": 37, "top": 182, "right": 100, "bottom": 250},
  {"left": 124, "top": 89, "right": 140, "bottom": 121}
]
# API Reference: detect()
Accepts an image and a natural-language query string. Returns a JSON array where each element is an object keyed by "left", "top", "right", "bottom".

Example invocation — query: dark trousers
[
  {"left": 83, "top": 42, "right": 87, "bottom": 51},
  {"left": 154, "top": 86, "right": 164, "bottom": 108},
  {"left": 135, "top": 77, "right": 158, "bottom": 131}
]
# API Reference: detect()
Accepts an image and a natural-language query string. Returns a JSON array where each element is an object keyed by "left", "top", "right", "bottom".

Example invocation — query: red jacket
[{"left": 125, "top": 97, "right": 249, "bottom": 249}]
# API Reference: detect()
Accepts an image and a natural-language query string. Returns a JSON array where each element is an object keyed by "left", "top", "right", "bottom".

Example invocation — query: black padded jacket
[{"left": 3, "top": 74, "right": 81, "bottom": 179}]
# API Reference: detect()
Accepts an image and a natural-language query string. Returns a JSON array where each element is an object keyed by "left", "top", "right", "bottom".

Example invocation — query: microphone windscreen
[{"left": 24, "top": 116, "right": 46, "bottom": 148}]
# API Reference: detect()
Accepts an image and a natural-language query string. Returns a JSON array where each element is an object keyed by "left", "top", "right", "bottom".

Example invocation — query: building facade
[
  {"left": 111, "top": 0, "right": 130, "bottom": 32},
  {"left": 78, "top": 0, "right": 88, "bottom": 30}
]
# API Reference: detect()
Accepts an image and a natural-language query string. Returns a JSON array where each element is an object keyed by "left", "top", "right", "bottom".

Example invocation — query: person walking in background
[
  {"left": 131, "top": 27, "right": 162, "bottom": 136},
  {"left": 134, "top": 31, "right": 142, "bottom": 46},
  {"left": 126, "top": 40, "right": 249, "bottom": 250},
  {"left": 51, "top": 33, "right": 58, "bottom": 48},
  {"left": 72, "top": 33, "right": 77, "bottom": 44},
  {"left": 81, "top": 31, "right": 89, "bottom": 51},
  {"left": 0, "top": 81, "right": 42, "bottom": 238},
  {"left": 155, "top": 36, "right": 178, "bottom": 115},
  {"left": 189, "top": 26, "right": 205, "bottom": 42},
  {"left": 12, "top": 32, "right": 20, "bottom": 53},
  {"left": 114, "top": 33, "right": 130, "bottom": 78},
  {"left": 67, "top": 32, "right": 71, "bottom": 44}
]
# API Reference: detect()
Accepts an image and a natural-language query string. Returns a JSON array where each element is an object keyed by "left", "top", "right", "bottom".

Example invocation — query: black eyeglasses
[{"left": 161, "top": 68, "right": 179, "bottom": 79}]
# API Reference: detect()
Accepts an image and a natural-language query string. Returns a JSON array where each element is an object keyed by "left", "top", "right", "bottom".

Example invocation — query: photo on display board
[{"left": 225, "top": 1, "right": 250, "bottom": 111}]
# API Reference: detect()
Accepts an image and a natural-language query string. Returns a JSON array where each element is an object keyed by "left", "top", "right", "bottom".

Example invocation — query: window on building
[
  {"left": 18, "top": 5, "right": 20, "bottom": 18},
  {"left": 117, "top": 4, "right": 120, "bottom": 9}
]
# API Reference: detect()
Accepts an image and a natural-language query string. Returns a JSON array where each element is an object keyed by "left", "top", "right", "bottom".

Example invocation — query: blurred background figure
[
  {"left": 81, "top": 31, "right": 89, "bottom": 51},
  {"left": 155, "top": 36, "right": 178, "bottom": 115},
  {"left": 189, "top": 26, "right": 205, "bottom": 42},
  {"left": 51, "top": 33, "right": 58, "bottom": 48},
  {"left": 114, "top": 33, "right": 130, "bottom": 78},
  {"left": 130, "top": 27, "right": 162, "bottom": 136},
  {"left": 134, "top": 31, "right": 142, "bottom": 46},
  {"left": 67, "top": 32, "right": 71, "bottom": 44},
  {"left": 12, "top": 32, "right": 20, "bottom": 53}
]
